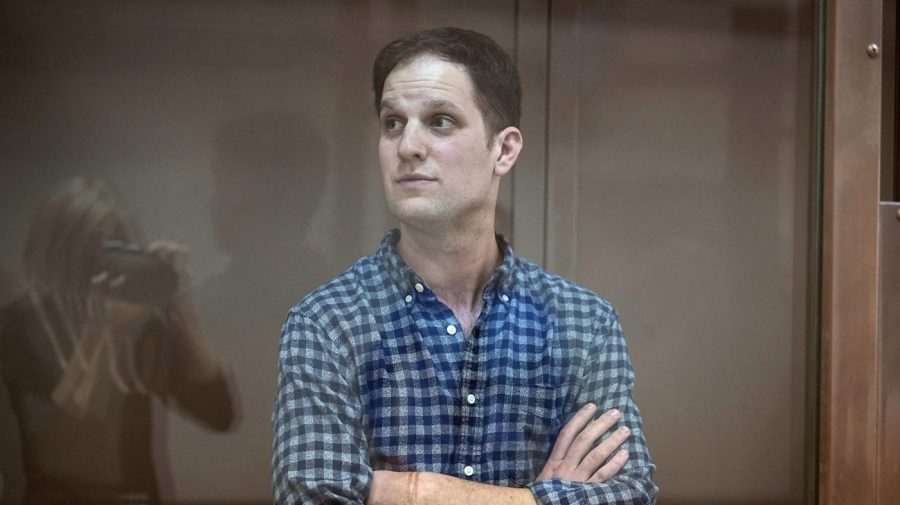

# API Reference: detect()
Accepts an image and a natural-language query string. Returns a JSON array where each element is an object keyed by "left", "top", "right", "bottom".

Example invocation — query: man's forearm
[{"left": 368, "top": 471, "right": 537, "bottom": 505}]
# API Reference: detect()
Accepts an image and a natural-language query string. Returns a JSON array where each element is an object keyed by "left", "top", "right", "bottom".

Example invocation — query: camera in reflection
[{"left": 95, "top": 240, "right": 178, "bottom": 306}]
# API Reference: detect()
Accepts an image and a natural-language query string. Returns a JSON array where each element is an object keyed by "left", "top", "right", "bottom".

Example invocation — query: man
[{"left": 272, "top": 27, "right": 657, "bottom": 504}]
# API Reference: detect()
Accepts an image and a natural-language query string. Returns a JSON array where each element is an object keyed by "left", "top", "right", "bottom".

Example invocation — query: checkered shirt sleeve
[
  {"left": 272, "top": 309, "right": 372, "bottom": 504},
  {"left": 526, "top": 306, "right": 658, "bottom": 504}
]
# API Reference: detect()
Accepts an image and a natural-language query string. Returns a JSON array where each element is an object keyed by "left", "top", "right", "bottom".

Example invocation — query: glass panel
[
  {"left": 0, "top": 1, "right": 516, "bottom": 503},
  {"left": 0, "top": 1, "right": 817, "bottom": 504},
  {"left": 879, "top": 203, "right": 900, "bottom": 502},
  {"left": 557, "top": 1, "right": 814, "bottom": 503}
]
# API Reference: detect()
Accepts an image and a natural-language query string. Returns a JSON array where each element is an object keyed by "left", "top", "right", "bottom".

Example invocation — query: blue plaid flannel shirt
[{"left": 272, "top": 230, "right": 657, "bottom": 504}]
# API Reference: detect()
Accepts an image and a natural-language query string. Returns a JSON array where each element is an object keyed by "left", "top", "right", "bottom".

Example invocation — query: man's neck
[{"left": 397, "top": 222, "right": 500, "bottom": 333}]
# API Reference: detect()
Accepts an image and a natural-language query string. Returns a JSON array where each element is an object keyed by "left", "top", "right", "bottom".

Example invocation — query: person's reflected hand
[
  {"left": 147, "top": 240, "right": 189, "bottom": 291},
  {"left": 146, "top": 240, "right": 221, "bottom": 382},
  {"left": 535, "top": 404, "right": 630, "bottom": 483},
  {"left": 88, "top": 271, "right": 155, "bottom": 338}
]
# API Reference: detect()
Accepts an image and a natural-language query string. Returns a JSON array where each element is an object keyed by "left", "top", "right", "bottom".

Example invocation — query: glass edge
[{"left": 806, "top": 0, "right": 827, "bottom": 504}]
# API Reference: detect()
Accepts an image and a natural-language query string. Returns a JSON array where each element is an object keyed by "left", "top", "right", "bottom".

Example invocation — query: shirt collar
[{"left": 376, "top": 229, "right": 516, "bottom": 297}]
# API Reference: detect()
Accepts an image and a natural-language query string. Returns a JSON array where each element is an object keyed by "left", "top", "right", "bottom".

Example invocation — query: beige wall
[{"left": 0, "top": 1, "right": 812, "bottom": 503}]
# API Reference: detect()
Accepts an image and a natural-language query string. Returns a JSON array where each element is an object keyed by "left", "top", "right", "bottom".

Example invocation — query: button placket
[{"left": 456, "top": 318, "right": 483, "bottom": 483}]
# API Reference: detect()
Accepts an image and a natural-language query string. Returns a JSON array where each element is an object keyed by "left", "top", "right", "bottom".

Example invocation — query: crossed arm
[{"left": 367, "top": 405, "right": 631, "bottom": 505}]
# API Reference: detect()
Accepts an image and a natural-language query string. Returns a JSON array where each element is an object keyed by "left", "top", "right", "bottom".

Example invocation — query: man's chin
[{"left": 388, "top": 201, "right": 449, "bottom": 228}]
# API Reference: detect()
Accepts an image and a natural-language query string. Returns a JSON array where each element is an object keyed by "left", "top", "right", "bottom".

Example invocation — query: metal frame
[{"left": 819, "top": 0, "right": 884, "bottom": 504}]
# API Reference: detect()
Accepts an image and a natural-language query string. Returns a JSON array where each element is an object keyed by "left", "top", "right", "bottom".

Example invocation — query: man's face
[{"left": 378, "top": 55, "right": 502, "bottom": 229}]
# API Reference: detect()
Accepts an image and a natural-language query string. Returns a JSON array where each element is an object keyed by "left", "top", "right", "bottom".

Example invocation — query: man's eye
[
  {"left": 432, "top": 116, "right": 454, "bottom": 128},
  {"left": 383, "top": 118, "right": 403, "bottom": 131}
]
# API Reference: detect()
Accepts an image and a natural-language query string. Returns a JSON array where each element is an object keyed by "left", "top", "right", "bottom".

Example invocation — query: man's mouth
[{"left": 396, "top": 174, "right": 437, "bottom": 185}]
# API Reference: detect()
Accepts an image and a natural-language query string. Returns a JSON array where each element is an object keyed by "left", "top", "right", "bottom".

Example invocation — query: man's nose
[{"left": 398, "top": 123, "right": 426, "bottom": 161}]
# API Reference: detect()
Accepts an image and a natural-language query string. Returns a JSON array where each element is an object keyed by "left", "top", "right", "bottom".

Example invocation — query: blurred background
[{"left": 0, "top": 0, "right": 822, "bottom": 504}]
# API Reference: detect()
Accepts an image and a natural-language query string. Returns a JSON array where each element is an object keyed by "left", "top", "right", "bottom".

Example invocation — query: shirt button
[
  {"left": 404, "top": 294, "right": 413, "bottom": 303},
  {"left": 500, "top": 294, "right": 509, "bottom": 302},
  {"left": 466, "top": 394, "right": 476, "bottom": 405},
  {"left": 463, "top": 465, "right": 474, "bottom": 476},
  {"left": 414, "top": 283, "right": 424, "bottom": 293},
  {"left": 446, "top": 325, "right": 457, "bottom": 335}
]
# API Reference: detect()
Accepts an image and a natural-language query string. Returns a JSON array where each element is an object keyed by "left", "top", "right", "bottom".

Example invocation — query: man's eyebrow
[
  {"left": 423, "top": 99, "right": 463, "bottom": 112},
  {"left": 379, "top": 98, "right": 463, "bottom": 113},
  {"left": 380, "top": 98, "right": 399, "bottom": 112}
]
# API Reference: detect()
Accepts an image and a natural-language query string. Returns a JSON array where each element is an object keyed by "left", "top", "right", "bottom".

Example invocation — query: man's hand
[
  {"left": 536, "top": 403, "right": 630, "bottom": 483},
  {"left": 368, "top": 471, "right": 536, "bottom": 505}
]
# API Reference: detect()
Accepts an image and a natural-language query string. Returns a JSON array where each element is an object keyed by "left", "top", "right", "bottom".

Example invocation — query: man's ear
[{"left": 493, "top": 127, "right": 523, "bottom": 177}]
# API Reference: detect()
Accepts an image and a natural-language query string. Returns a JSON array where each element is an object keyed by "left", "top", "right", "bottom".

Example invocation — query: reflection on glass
[{"left": 0, "top": 178, "right": 235, "bottom": 505}]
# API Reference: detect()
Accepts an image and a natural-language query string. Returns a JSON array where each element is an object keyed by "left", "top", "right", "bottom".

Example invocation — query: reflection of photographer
[{"left": 0, "top": 178, "right": 234, "bottom": 505}]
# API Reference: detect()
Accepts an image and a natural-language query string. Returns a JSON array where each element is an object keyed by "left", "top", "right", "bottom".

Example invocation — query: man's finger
[
  {"left": 537, "top": 403, "right": 599, "bottom": 480},
  {"left": 576, "top": 424, "right": 630, "bottom": 477},
  {"left": 547, "top": 403, "right": 597, "bottom": 463},
  {"left": 589, "top": 449, "right": 629, "bottom": 483},
  {"left": 557, "top": 408, "right": 620, "bottom": 477}
]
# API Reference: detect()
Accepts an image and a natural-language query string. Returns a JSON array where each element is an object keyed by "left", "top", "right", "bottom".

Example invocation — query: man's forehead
[
  {"left": 390, "top": 53, "right": 465, "bottom": 75},
  {"left": 380, "top": 56, "right": 476, "bottom": 108}
]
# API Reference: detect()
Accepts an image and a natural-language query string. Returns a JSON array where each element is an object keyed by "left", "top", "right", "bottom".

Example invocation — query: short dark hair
[{"left": 373, "top": 27, "right": 521, "bottom": 140}]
